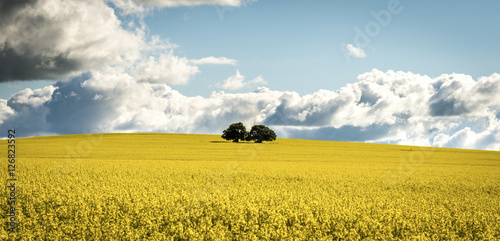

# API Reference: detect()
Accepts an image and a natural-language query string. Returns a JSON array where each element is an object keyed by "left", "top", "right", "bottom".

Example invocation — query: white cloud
[
  {"left": 7, "top": 86, "right": 56, "bottom": 108},
  {"left": 1, "top": 85, "right": 56, "bottom": 136},
  {"left": 346, "top": 44, "right": 366, "bottom": 59},
  {"left": 218, "top": 70, "right": 266, "bottom": 90},
  {"left": 2, "top": 68, "right": 500, "bottom": 151},
  {"left": 0, "top": 0, "right": 144, "bottom": 82},
  {"left": 191, "top": 57, "right": 237, "bottom": 65},
  {"left": 0, "top": 100, "right": 15, "bottom": 125},
  {"left": 133, "top": 53, "right": 200, "bottom": 84}
]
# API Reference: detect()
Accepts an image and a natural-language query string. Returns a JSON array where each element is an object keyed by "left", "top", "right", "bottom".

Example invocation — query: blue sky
[
  {"left": 137, "top": 0, "right": 500, "bottom": 97},
  {"left": 1, "top": 0, "right": 500, "bottom": 150}
]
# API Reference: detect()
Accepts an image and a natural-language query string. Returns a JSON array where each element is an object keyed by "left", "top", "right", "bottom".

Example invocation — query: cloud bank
[{"left": 1, "top": 68, "right": 500, "bottom": 150}]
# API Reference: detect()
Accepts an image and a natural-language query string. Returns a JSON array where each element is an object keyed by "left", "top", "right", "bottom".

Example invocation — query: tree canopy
[
  {"left": 221, "top": 122, "right": 247, "bottom": 142},
  {"left": 246, "top": 125, "right": 277, "bottom": 143},
  {"left": 221, "top": 123, "right": 277, "bottom": 143}
]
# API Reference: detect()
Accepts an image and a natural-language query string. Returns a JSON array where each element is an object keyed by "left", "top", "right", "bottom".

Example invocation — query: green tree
[
  {"left": 246, "top": 125, "right": 276, "bottom": 143},
  {"left": 221, "top": 122, "right": 247, "bottom": 142}
]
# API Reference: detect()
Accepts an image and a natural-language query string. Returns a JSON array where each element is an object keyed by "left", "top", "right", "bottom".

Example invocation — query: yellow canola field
[{"left": 1, "top": 133, "right": 499, "bottom": 240}]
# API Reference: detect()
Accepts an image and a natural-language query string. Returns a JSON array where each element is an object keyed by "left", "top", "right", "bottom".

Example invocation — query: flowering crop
[{"left": 1, "top": 133, "right": 499, "bottom": 240}]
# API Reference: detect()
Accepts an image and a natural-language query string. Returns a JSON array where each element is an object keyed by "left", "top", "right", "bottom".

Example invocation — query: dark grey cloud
[
  {"left": 0, "top": 0, "right": 38, "bottom": 21},
  {"left": 358, "top": 83, "right": 381, "bottom": 106},
  {"left": 429, "top": 76, "right": 471, "bottom": 116},
  {"left": 0, "top": 46, "right": 81, "bottom": 82},
  {"left": 429, "top": 98, "right": 470, "bottom": 116},
  {"left": 264, "top": 96, "right": 340, "bottom": 126},
  {"left": 276, "top": 124, "right": 393, "bottom": 143}
]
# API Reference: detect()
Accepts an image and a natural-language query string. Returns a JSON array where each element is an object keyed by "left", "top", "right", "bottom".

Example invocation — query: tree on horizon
[
  {"left": 246, "top": 125, "right": 276, "bottom": 143},
  {"left": 221, "top": 122, "right": 247, "bottom": 142}
]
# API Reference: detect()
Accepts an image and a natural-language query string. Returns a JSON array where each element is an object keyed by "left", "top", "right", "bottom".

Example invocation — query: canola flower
[{"left": 1, "top": 133, "right": 499, "bottom": 240}]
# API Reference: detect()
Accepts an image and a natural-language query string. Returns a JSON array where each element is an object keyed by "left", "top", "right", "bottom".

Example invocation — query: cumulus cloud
[
  {"left": 0, "top": 0, "right": 143, "bottom": 82},
  {"left": 346, "top": 44, "right": 366, "bottom": 58},
  {"left": 191, "top": 57, "right": 237, "bottom": 65},
  {"left": 2, "top": 68, "right": 500, "bottom": 151},
  {"left": 431, "top": 115, "right": 500, "bottom": 151},
  {"left": 133, "top": 53, "right": 200, "bottom": 84},
  {"left": 0, "top": 0, "right": 241, "bottom": 85},
  {"left": 218, "top": 70, "right": 266, "bottom": 90},
  {"left": 8, "top": 67, "right": 281, "bottom": 135},
  {"left": 0, "top": 100, "right": 15, "bottom": 126},
  {"left": 0, "top": 85, "right": 56, "bottom": 136}
]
